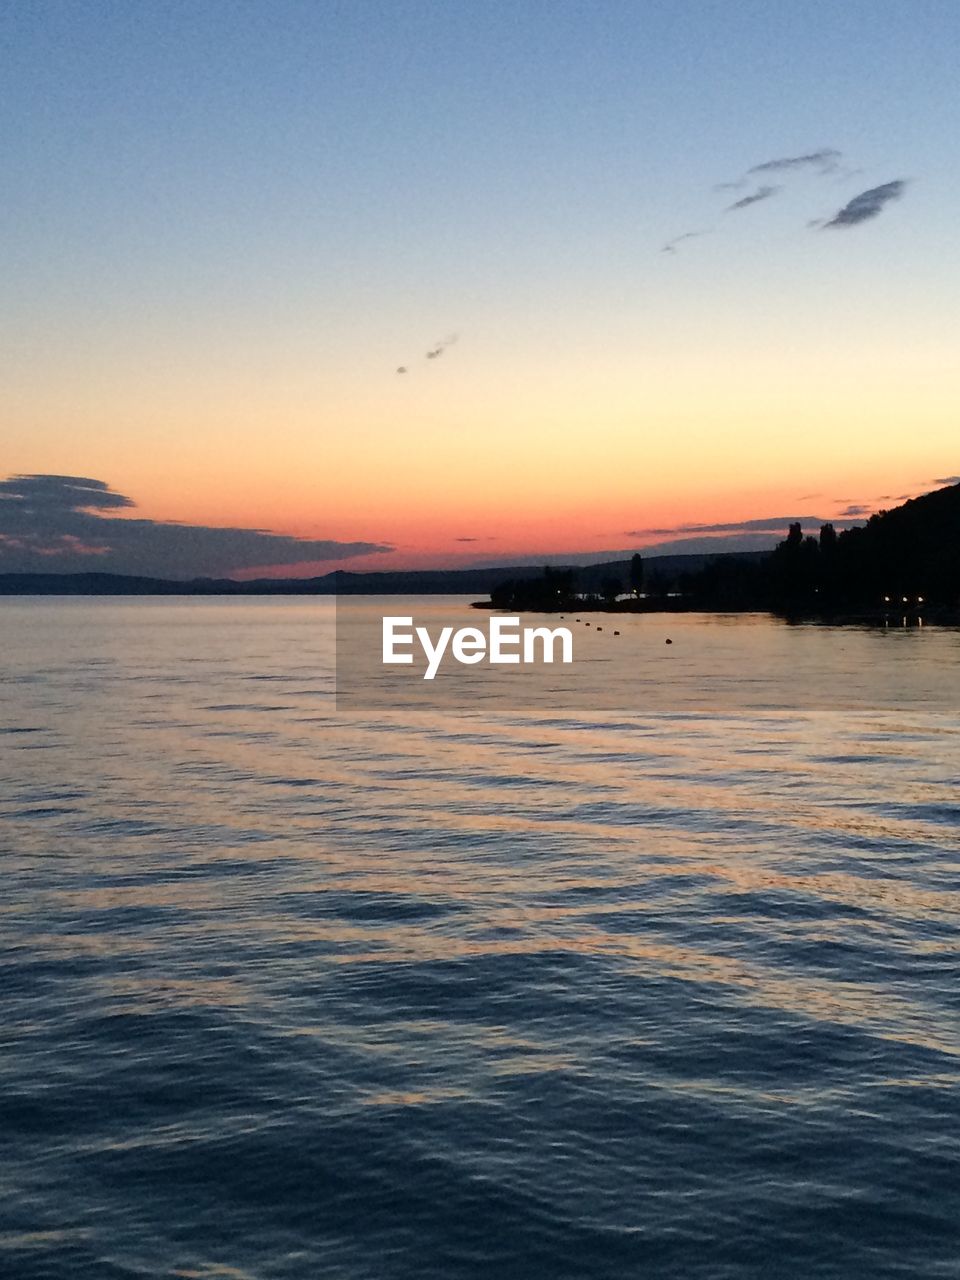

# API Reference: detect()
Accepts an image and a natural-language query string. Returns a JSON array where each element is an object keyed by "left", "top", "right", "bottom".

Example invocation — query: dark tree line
[
  {"left": 489, "top": 554, "right": 648, "bottom": 611},
  {"left": 490, "top": 567, "right": 578, "bottom": 610},
  {"left": 683, "top": 484, "right": 960, "bottom": 612},
  {"left": 485, "top": 484, "right": 960, "bottom": 615}
]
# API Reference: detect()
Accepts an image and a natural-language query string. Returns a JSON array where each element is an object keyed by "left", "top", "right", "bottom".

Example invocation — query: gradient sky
[{"left": 3, "top": 0, "right": 958, "bottom": 574}]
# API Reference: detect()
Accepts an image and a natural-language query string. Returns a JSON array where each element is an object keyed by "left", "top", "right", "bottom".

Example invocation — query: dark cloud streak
[
  {"left": 717, "top": 149, "right": 841, "bottom": 192},
  {"left": 747, "top": 148, "right": 842, "bottom": 177},
  {"left": 0, "top": 475, "right": 391, "bottom": 578},
  {"left": 822, "top": 180, "right": 906, "bottom": 228},
  {"left": 627, "top": 514, "right": 867, "bottom": 537},
  {"left": 425, "top": 333, "right": 458, "bottom": 360},
  {"left": 725, "top": 184, "right": 780, "bottom": 212},
  {"left": 660, "top": 230, "right": 709, "bottom": 254}
]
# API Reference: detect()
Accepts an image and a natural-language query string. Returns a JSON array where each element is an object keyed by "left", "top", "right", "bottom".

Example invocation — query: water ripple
[{"left": 1, "top": 600, "right": 958, "bottom": 1278}]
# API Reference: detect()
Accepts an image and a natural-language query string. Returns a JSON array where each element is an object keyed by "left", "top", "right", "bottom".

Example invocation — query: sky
[{"left": 2, "top": 0, "right": 958, "bottom": 576}]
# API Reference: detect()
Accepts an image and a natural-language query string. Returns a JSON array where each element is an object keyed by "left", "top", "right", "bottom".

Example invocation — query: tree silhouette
[
  {"left": 487, "top": 482, "right": 960, "bottom": 617},
  {"left": 629, "top": 553, "right": 644, "bottom": 596},
  {"left": 489, "top": 566, "right": 578, "bottom": 610}
]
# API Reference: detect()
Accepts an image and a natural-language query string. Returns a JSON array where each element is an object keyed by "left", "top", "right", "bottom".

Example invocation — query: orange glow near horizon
[
  {"left": 4, "top": 311, "right": 956, "bottom": 574},
  {"left": 178, "top": 471, "right": 933, "bottom": 577}
]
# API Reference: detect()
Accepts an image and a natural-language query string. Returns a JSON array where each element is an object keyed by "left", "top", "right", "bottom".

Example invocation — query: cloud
[
  {"left": 671, "top": 149, "right": 842, "bottom": 251},
  {"left": 717, "top": 149, "right": 842, "bottom": 192},
  {"left": 470, "top": 539, "right": 783, "bottom": 568},
  {"left": 0, "top": 474, "right": 135, "bottom": 511},
  {"left": 725, "top": 184, "right": 781, "bottom": 212},
  {"left": 748, "top": 148, "right": 842, "bottom": 177},
  {"left": 395, "top": 333, "right": 458, "bottom": 372},
  {"left": 425, "top": 333, "right": 458, "bottom": 360},
  {"left": 636, "top": 533, "right": 784, "bottom": 556},
  {"left": 661, "top": 229, "right": 709, "bottom": 254},
  {"left": 934, "top": 475, "right": 960, "bottom": 486},
  {"left": 822, "top": 180, "right": 906, "bottom": 228},
  {"left": 626, "top": 514, "right": 865, "bottom": 537},
  {"left": 0, "top": 474, "right": 391, "bottom": 578},
  {"left": 837, "top": 504, "right": 870, "bottom": 517}
]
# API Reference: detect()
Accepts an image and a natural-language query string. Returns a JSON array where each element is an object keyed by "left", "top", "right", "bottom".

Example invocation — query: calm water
[{"left": 1, "top": 598, "right": 959, "bottom": 1279}]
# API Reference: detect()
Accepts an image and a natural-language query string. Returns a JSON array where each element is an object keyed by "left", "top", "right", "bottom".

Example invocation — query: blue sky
[{"left": 2, "top": 1, "right": 958, "bottom": 573}]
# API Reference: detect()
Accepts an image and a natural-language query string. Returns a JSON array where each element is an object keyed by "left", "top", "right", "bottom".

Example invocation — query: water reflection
[{"left": 1, "top": 599, "right": 958, "bottom": 1279}]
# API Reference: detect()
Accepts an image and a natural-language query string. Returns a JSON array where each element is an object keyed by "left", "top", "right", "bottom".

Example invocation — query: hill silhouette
[
  {"left": 483, "top": 483, "right": 960, "bottom": 620},
  {"left": 0, "top": 550, "right": 755, "bottom": 597},
  {"left": 679, "top": 482, "right": 960, "bottom": 615}
]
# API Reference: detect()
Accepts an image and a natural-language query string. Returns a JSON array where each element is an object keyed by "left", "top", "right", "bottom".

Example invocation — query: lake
[{"left": 1, "top": 597, "right": 958, "bottom": 1278}]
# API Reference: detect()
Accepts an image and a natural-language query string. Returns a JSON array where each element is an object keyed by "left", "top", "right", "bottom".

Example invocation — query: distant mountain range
[{"left": 0, "top": 550, "right": 764, "bottom": 596}]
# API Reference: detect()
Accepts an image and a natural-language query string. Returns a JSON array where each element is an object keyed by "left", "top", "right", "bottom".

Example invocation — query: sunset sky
[{"left": 3, "top": 0, "right": 958, "bottom": 575}]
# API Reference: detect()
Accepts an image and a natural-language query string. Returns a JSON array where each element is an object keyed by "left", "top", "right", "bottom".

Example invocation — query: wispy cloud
[
  {"left": 627, "top": 514, "right": 866, "bottom": 537},
  {"left": 425, "top": 333, "right": 458, "bottom": 360},
  {"left": 628, "top": 533, "right": 786, "bottom": 556},
  {"left": 934, "top": 475, "right": 960, "bottom": 486},
  {"left": 0, "top": 474, "right": 391, "bottom": 578},
  {"left": 668, "top": 148, "right": 845, "bottom": 254},
  {"left": 669, "top": 150, "right": 912, "bottom": 258},
  {"left": 717, "top": 149, "right": 842, "bottom": 192},
  {"left": 660, "top": 229, "right": 709, "bottom": 254},
  {"left": 725, "top": 184, "right": 780, "bottom": 212},
  {"left": 395, "top": 332, "right": 459, "bottom": 372},
  {"left": 747, "top": 148, "right": 842, "bottom": 178},
  {"left": 822, "top": 180, "right": 906, "bottom": 228}
]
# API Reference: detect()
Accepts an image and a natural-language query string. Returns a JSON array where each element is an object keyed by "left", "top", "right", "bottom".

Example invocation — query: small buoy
[
  {"left": 575, "top": 618, "right": 581, "bottom": 622},
  {"left": 597, "top": 626, "right": 603, "bottom": 632},
  {"left": 665, "top": 638, "right": 673, "bottom": 645},
  {"left": 613, "top": 630, "right": 620, "bottom": 636}
]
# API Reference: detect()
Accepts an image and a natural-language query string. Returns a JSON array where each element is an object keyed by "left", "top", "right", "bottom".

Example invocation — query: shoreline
[{"left": 470, "top": 599, "right": 960, "bottom": 626}]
